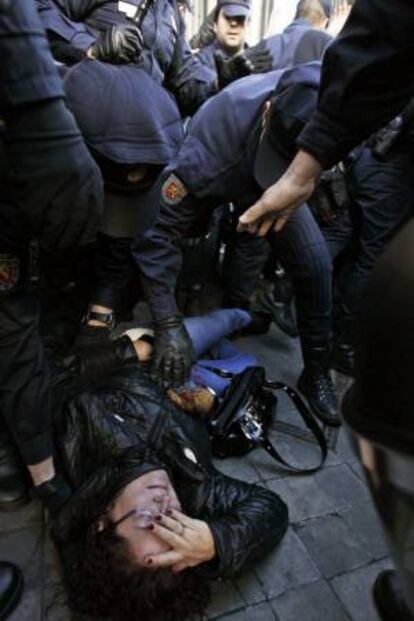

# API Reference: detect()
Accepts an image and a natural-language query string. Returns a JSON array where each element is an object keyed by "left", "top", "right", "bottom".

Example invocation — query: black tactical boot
[
  {"left": 0, "top": 439, "right": 30, "bottom": 512},
  {"left": 330, "top": 304, "right": 355, "bottom": 376},
  {"left": 298, "top": 345, "right": 341, "bottom": 427},
  {"left": 0, "top": 562, "right": 23, "bottom": 619},
  {"left": 373, "top": 570, "right": 414, "bottom": 621}
]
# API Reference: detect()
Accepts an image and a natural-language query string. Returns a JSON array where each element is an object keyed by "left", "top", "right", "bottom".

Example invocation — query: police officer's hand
[
  {"left": 90, "top": 23, "right": 143, "bottom": 64},
  {"left": 152, "top": 316, "right": 195, "bottom": 388},
  {"left": 244, "top": 44, "right": 273, "bottom": 74},
  {"left": 214, "top": 51, "right": 252, "bottom": 90},
  {"left": 238, "top": 150, "right": 322, "bottom": 235},
  {"left": 4, "top": 99, "right": 104, "bottom": 250}
]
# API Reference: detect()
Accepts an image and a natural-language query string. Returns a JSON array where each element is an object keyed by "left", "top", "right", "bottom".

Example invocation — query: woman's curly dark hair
[{"left": 60, "top": 521, "right": 211, "bottom": 621}]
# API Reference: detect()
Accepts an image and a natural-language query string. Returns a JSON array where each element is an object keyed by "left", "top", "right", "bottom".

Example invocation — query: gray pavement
[{"left": 0, "top": 323, "right": 391, "bottom": 621}]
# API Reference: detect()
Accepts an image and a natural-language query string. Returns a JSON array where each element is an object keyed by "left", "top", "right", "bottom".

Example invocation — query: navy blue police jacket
[
  {"left": 133, "top": 64, "right": 321, "bottom": 321},
  {"left": 35, "top": 0, "right": 216, "bottom": 115},
  {"left": 0, "top": 0, "right": 65, "bottom": 247},
  {"left": 262, "top": 18, "right": 331, "bottom": 70}
]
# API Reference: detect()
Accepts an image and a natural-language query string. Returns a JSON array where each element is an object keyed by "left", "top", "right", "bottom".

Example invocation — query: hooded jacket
[{"left": 52, "top": 366, "right": 288, "bottom": 579}]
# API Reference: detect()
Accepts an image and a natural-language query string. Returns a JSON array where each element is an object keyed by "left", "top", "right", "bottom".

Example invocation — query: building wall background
[{"left": 185, "top": 0, "right": 300, "bottom": 44}]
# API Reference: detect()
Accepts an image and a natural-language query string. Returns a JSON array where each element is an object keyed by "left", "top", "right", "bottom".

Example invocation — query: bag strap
[{"left": 259, "top": 380, "right": 328, "bottom": 474}]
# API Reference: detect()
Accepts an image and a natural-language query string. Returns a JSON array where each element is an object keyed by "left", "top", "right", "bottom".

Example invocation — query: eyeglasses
[{"left": 112, "top": 508, "right": 159, "bottom": 530}]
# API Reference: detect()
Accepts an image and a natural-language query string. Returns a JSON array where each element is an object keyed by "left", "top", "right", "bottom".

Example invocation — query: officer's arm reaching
[{"left": 239, "top": 0, "right": 414, "bottom": 235}]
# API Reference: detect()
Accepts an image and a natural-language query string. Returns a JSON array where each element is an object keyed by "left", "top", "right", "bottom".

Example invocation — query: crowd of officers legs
[{"left": 1, "top": 0, "right": 414, "bottom": 618}]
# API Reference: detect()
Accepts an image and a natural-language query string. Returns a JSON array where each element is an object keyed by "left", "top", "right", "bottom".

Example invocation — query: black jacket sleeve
[
  {"left": 200, "top": 471, "right": 288, "bottom": 579},
  {"left": 298, "top": 0, "right": 414, "bottom": 167},
  {"left": 0, "top": 0, "right": 64, "bottom": 109}
]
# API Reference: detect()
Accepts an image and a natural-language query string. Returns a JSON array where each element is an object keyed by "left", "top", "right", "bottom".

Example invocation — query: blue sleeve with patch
[
  {"left": 132, "top": 170, "right": 216, "bottom": 322},
  {"left": 0, "top": 0, "right": 64, "bottom": 109}
]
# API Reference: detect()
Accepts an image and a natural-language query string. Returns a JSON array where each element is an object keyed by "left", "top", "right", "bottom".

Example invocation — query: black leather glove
[
  {"left": 4, "top": 99, "right": 103, "bottom": 250},
  {"left": 34, "top": 473, "right": 72, "bottom": 517},
  {"left": 152, "top": 316, "right": 195, "bottom": 388},
  {"left": 91, "top": 23, "right": 143, "bottom": 64},
  {"left": 214, "top": 50, "right": 252, "bottom": 89},
  {"left": 244, "top": 44, "right": 273, "bottom": 74}
]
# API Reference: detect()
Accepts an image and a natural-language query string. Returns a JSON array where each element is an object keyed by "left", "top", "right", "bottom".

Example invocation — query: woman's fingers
[
  {"left": 146, "top": 550, "right": 182, "bottom": 568},
  {"left": 167, "top": 509, "right": 195, "bottom": 528}
]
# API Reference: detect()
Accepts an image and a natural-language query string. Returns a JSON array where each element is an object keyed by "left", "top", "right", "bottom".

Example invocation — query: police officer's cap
[
  {"left": 254, "top": 62, "right": 321, "bottom": 190},
  {"left": 217, "top": 0, "right": 251, "bottom": 18}
]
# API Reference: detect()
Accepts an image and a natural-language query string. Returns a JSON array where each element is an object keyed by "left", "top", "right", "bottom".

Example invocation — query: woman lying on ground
[{"left": 50, "top": 309, "right": 288, "bottom": 621}]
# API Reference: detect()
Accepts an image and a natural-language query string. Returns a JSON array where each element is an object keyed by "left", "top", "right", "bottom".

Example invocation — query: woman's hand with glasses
[{"left": 144, "top": 509, "right": 216, "bottom": 573}]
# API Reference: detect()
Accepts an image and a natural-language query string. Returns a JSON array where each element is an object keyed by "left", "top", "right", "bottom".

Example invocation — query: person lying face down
[{"left": 51, "top": 309, "right": 288, "bottom": 621}]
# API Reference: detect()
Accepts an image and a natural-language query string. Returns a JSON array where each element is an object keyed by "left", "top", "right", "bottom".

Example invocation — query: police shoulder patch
[
  {"left": 162, "top": 173, "right": 188, "bottom": 206},
  {"left": 0, "top": 254, "right": 19, "bottom": 292}
]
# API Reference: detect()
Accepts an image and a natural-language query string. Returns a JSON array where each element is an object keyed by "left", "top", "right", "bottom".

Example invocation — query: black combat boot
[
  {"left": 330, "top": 304, "right": 355, "bottom": 376},
  {"left": 298, "top": 345, "right": 341, "bottom": 427},
  {"left": 0, "top": 562, "right": 23, "bottom": 619},
  {"left": 373, "top": 570, "right": 414, "bottom": 621},
  {"left": 0, "top": 438, "right": 30, "bottom": 512}
]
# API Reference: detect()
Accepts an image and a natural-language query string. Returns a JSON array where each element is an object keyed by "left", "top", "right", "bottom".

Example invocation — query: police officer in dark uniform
[
  {"left": 133, "top": 62, "right": 340, "bottom": 427},
  {"left": 260, "top": 0, "right": 332, "bottom": 70},
  {"left": 195, "top": 0, "right": 272, "bottom": 85},
  {"left": 0, "top": 0, "right": 103, "bottom": 510},
  {"left": 239, "top": 1, "right": 414, "bottom": 616},
  {"left": 34, "top": 0, "right": 266, "bottom": 116}
]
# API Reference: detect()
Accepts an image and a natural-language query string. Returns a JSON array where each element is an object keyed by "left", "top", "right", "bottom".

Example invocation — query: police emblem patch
[
  {"left": 162, "top": 174, "right": 188, "bottom": 206},
  {"left": 0, "top": 254, "right": 19, "bottom": 292}
]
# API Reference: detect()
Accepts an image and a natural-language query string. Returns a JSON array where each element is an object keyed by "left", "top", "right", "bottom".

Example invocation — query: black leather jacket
[{"left": 52, "top": 366, "right": 288, "bottom": 579}]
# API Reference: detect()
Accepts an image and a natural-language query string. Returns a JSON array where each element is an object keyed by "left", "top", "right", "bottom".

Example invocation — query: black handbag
[{"left": 207, "top": 366, "right": 328, "bottom": 474}]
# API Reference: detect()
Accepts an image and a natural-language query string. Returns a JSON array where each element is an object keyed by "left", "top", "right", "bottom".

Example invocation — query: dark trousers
[
  {"left": 0, "top": 268, "right": 53, "bottom": 465},
  {"left": 270, "top": 204, "right": 332, "bottom": 350},
  {"left": 324, "top": 146, "right": 414, "bottom": 314}
]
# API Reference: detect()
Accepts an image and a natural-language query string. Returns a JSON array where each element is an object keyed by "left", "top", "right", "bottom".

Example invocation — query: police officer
[
  {"left": 324, "top": 130, "right": 414, "bottom": 376},
  {"left": 259, "top": 0, "right": 332, "bottom": 70},
  {"left": 239, "top": 1, "right": 414, "bottom": 616},
  {"left": 133, "top": 62, "right": 340, "bottom": 427},
  {"left": 195, "top": 0, "right": 272, "bottom": 87},
  {"left": 61, "top": 60, "right": 184, "bottom": 343},
  {"left": 34, "top": 0, "right": 264, "bottom": 116},
  {"left": 0, "top": 0, "right": 103, "bottom": 510}
]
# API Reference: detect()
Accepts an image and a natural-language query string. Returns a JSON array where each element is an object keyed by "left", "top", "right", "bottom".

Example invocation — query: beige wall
[{"left": 185, "top": 0, "right": 300, "bottom": 45}]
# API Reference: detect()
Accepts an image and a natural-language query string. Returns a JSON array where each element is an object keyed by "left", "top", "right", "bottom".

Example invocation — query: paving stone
[
  {"left": 212, "top": 456, "right": 261, "bottom": 483},
  {"left": 266, "top": 475, "right": 335, "bottom": 523},
  {"left": 206, "top": 580, "right": 245, "bottom": 619},
  {"left": 214, "top": 601, "right": 277, "bottom": 621},
  {"left": 8, "top": 588, "right": 42, "bottom": 621},
  {"left": 43, "top": 533, "right": 72, "bottom": 621},
  {"left": 270, "top": 580, "right": 352, "bottom": 621},
  {"left": 336, "top": 428, "right": 361, "bottom": 464},
  {"left": 316, "top": 464, "right": 371, "bottom": 508},
  {"left": 348, "top": 460, "right": 368, "bottom": 483},
  {"left": 0, "top": 500, "right": 44, "bottom": 533},
  {"left": 340, "top": 502, "right": 389, "bottom": 561},
  {"left": 330, "top": 559, "right": 394, "bottom": 621},
  {"left": 234, "top": 571, "right": 267, "bottom": 606},
  {"left": 0, "top": 526, "right": 44, "bottom": 591},
  {"left": 294, "top": 514, "right": 372, "bottom": 578},
  {"left": 254, "top": 527, "right": 321, "bottom": 599}
]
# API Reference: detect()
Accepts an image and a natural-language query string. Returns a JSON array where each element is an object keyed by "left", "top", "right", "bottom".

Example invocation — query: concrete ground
[{"left": 0, "top": 322, "right": 391, "bottom": 621}]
